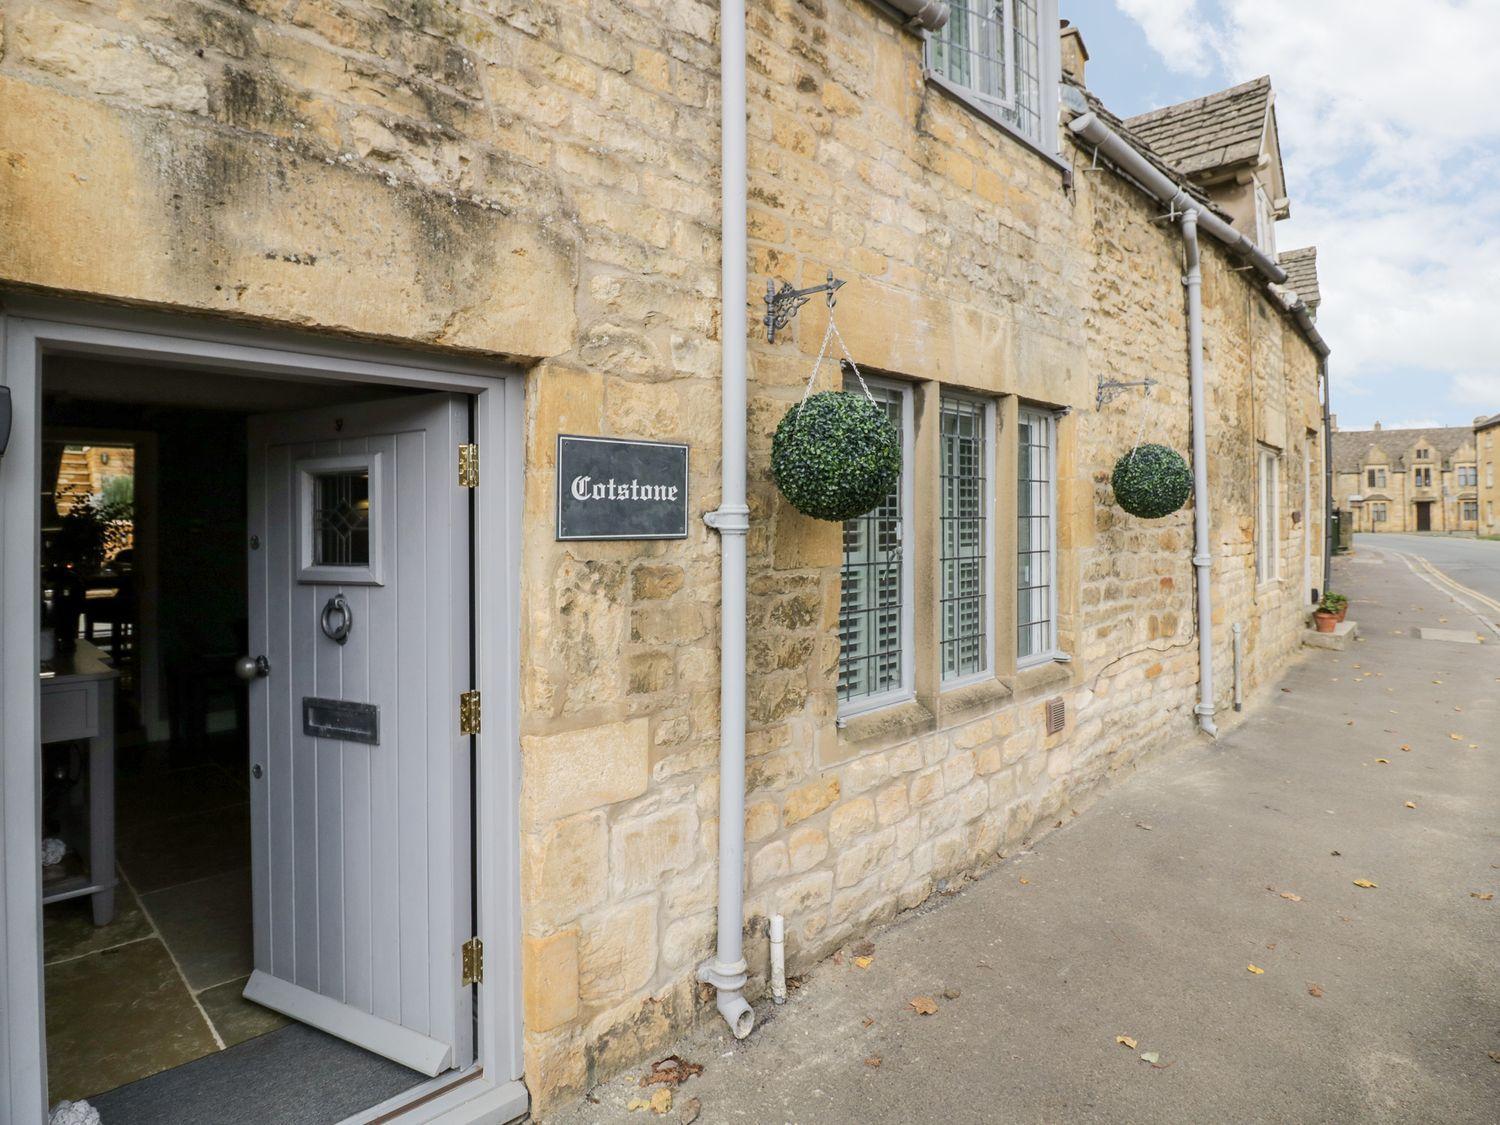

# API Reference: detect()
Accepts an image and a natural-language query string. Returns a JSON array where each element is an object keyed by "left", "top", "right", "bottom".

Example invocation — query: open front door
[{"left": 242, "top": 393, "right": 473, "bottom": 1076}]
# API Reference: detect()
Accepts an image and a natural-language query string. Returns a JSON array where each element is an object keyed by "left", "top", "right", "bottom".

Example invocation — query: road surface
[{"left": 1354, "top": 533, "right": 1500, "bottom": 634}]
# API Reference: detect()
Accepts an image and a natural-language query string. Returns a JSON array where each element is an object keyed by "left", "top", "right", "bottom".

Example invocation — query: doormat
[{"left": 90, "top": 1023, "right": 425, "bottom": 1124}]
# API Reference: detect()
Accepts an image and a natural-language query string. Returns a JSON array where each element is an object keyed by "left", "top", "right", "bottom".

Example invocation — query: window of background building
[
  {"left": 1458, "top": 465, "right": 1477, "bottom": 487},
  {"left": 1414, "top": 466, "right": 1432, "bottom": 488},
  {"left": 1416, "top": 448, "right": 1429, "bottom": 460},
  {"left": 927, "top": 0, "right": 1054, "bottom": 148},
  {"left": 1372, "top": 502, "right": 1387, "bottom": 522},
  {"left": 839, "top": 381, "right": 913, "bottom": 712},
  {"left": 939, "top": 395, "right": 993, "bottom": 683},
  {"left": 1017, "top": 407, "right": 1058, "bottom": 663},
  {"left": 1256, "top": 446, "right": 1281, "bottom": 582},
  {"left": 1462, "top": 500, "right": 1478, "bottom": 522}
]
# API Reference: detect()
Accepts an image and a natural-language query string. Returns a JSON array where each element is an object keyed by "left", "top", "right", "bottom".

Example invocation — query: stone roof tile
[
  {"left": 1124, "top": 76, "right": 1272, "bottom": 178},
  {"left": 1278, "top": 246, "right": 1320, "bottom": 309},
  {"left": 1332, "top": 426, "right": 1475, "bottom": 474}
]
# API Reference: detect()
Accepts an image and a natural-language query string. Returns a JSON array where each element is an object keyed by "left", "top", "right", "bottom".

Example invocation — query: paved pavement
[
  {"left": 555, "top": 549, "right": 1500, "bottom": 1124},
  {"left": 1354, "top": 534, "right": 1500, "bottom": 631}
]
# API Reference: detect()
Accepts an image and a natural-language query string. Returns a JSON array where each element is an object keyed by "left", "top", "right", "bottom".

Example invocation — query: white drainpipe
[
  {"left": 1180, "top": 208, "right": 1217, "bottom": 735},
  {"left": 698, "top": 0, "right": 753, "bottom": 1040},
  {"left": 1066, "top": 110, "right": 1279, "bottom": 736}
]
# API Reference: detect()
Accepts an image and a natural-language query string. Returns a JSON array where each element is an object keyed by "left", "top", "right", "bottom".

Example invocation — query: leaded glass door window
[{"left": 296, "top": 452, "right": 383, "bottom": 584}]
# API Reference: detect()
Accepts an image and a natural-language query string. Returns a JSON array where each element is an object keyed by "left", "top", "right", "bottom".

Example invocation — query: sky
[{"left": 1060, "top": 0, "right": 1500, "bottom": 433}]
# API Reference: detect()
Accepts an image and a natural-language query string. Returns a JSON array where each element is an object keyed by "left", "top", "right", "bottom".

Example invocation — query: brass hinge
[
  {"left": 461, "top": 937, "right": 483, "bottom": 986},
  {"left": 459, "top": 690, "right": 481, "bottom": 735},
  {"left": 458, "top": 443, "right": 479, "bottom": 488}
]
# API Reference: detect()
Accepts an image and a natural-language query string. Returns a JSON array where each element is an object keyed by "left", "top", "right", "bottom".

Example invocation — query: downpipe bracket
[{"left": 704, "top": 505, "right": 750, "bottom": 535}]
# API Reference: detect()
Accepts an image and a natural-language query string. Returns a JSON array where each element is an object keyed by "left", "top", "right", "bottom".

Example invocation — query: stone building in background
[
  {"left": 1332, "top": 421, "right": 1481, "bottom": 533},
  {"left": 0, "top": 2, "right": 1329, "bottom": 1118}
]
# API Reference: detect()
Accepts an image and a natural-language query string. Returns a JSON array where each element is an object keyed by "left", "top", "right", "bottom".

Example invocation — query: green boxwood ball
[
  {"left": 1111, "top": 443, "right": 1192, "bottom": 519},
  {"left": 772, "top": 391, "right": 902, "bottom": 521}
]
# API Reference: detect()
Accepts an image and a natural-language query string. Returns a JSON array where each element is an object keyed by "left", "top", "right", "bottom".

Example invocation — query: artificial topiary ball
[
  {"left": 1111, "top": 443, "right": 1192, "bottom": 519},
  {"left": 772, "top": 391, "right": 902, "bottom": 521}
]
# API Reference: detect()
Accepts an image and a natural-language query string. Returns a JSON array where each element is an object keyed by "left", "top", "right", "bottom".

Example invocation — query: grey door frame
[{"left": 0, "top": 296, "right": 527, "bottom": 1124}]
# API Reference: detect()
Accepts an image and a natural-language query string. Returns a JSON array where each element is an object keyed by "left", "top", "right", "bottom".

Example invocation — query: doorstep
[{"left": 1304, "top": 619, "right": 1358, "bottom": 650}]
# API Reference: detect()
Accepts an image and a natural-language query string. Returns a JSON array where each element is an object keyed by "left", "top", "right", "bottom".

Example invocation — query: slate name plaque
[{"left": 557, "top": 435, "right": 689, "bottom": 541}]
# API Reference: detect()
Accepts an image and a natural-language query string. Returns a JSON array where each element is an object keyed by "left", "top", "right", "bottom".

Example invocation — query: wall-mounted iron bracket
[
  {"left": 1096, "top": 375, "right": 1157, "bottom": 410},
  {"left": 764, "top": 271, "right": 845, "bottom": 343}
]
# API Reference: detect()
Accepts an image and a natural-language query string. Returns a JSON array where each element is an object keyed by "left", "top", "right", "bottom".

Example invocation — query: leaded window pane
[
  {"left": 1017, "top": 409, "right": 1055, "bottom": 660},
  {"left": 839, "top": 386, "right": 907, "bottom": 704},
  {"left": 941, "top": 397, "right": 988, "bottom": 680},
  {"left": 927, "top": 1, "right": 1044, "bottom": 143},
  {"left": 313, "top": 470, "right": 371, "bottom": 567}
]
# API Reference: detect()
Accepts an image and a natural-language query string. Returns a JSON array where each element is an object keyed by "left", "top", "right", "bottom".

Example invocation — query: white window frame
[
  {"left": 1256, "top": 445, "right": 1281, "bottom": 584},
  {"left": 939, "top": 393, "right": 996, "bottom": 688},
  {"left": 837, "top": 377, "right": 916, "bottom": 719},
  {"left": 1253, "top": 181, "right": 1277, "bottom": 256},
  {"left": 1016, "top": 406, "right": 1060, "bottom": 667},
  {"left": 924, "top": 0, "right": 1061, "bottom": 158}
]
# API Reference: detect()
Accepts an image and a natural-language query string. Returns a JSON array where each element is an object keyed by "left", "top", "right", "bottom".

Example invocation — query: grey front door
[{"left": 242, "top": 393, "right": 473, "bottom": 1076}]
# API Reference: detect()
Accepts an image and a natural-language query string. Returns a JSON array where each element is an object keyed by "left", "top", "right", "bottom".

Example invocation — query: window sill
[
  {"left": 837, "top": 696, "right": 936, "bottom": 753},
  {"left": 938, "top": 675, "right": 1013, "bottom": 724},
  {"left": 924, "top": 71, "right": 1071, "bottom": 177},
  {"left": 1007, "top": 657, "right": 1074, "bottom": 698}
]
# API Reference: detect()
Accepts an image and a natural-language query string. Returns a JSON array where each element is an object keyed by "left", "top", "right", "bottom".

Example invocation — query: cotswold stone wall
[{"left": 0, "top": 0, "right": 1322, "bottom": 1114}]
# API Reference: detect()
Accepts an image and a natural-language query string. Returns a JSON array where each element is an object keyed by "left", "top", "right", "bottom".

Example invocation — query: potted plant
[
  {"left": 1323, "top": 591, "right": 1348, "bottom": 622},
  {"left": 1313, "top": 593, "right": 1340, "bottom": 633}
]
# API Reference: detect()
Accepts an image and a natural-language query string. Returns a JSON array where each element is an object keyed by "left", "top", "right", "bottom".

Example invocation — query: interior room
[{"left": 38, "top": 355, "right": 438, "bottom": 1123}]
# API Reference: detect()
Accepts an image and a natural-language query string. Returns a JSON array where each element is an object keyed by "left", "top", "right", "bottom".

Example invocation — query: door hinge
[
  {"left": 459, "top": 690, "right": 481, "bottom": 735},
  {"left": 458, "top": 443, "right": 479, "bottom": 488},
  {"left": 461, "top": 937, "right": 484, "bottom": 986}
]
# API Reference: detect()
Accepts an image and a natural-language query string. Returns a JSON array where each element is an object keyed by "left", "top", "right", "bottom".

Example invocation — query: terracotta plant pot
[
  {"left": 1313, "top": 610, "right": 1338, "bottom": 633},
  {"left": 1333, "top": 604, "right": 1348, "bottom": 622}
]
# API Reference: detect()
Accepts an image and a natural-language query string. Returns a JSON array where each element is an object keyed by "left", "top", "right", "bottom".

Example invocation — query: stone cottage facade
[
  {"left": 1331, "top": 421, "right": 1480, "bottom": 533},
  {"left": 0, "top": 1, "right": 1327, "bottom": 1118}
]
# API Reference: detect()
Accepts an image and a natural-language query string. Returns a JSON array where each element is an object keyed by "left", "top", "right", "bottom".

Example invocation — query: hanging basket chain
[{"left": 793, "top": 299, "right": 873, "bottom": 431}]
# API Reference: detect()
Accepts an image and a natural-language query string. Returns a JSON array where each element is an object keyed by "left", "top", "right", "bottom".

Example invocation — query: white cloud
[
  {"left": 1113, "top": 0, "right": 1217, "bottom": 77},
  {"left": 1114, "top": 1, "right": 1500, "bottom": 423}
]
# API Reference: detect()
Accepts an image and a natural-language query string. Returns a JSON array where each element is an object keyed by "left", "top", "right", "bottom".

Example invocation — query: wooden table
[{"left": 40, "top": 640, "right": 118, "bottom": 925}]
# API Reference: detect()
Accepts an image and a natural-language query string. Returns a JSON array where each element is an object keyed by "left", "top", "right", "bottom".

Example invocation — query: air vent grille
[{"left": 1045, "top": 697, "right": 1066, "bottom": 735}]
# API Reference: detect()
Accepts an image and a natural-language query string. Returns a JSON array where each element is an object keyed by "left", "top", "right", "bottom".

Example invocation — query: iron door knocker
[{"left": 320, "top": 593, "right": 353, "bottom": 645}]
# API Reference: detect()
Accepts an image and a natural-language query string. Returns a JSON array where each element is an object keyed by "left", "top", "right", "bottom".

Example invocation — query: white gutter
[
  {"left": 884, "top": 0, "right": 950, "bottom": 30},
  {"left": 698, "top": 0, "right": 754, "bottom": 1039},
  {"left": 1068, "top": 112, "right": 1288, "bottom": 287}
]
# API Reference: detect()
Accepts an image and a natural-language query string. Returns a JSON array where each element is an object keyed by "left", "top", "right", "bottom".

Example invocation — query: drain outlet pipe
[
  {"left": 769, "top": 915, "right": 787, "bottom": 1004},
  {"left": 698, "top": 0, "right": 753, "bottom": 1041},
  {"left": 1231, "top": 622, "right": 1244, "bottom": 711}
]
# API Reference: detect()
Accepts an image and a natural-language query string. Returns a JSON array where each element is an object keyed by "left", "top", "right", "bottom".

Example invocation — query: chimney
[
  {"left": 1373, "top": 420, "right": 1382, "bottom": 431},
  {"left": 1060, "top": 20, "right": 1088, "bottom": 85}
]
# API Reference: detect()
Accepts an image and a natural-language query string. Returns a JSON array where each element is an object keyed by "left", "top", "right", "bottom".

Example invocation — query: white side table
[{"left": 40, "top": 640, "right": 118, "bottom": 925}]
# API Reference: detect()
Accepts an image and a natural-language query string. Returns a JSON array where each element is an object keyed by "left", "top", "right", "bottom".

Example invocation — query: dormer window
[
  {"left": 1254, "top": 182, "right": 1277, "bottom": 255},
  {"left": 1415, "top": 448, "right": 1429, "bottom": 460},
  {"left": 927, "top": 1, "right": 1059, "bottom": 152}
]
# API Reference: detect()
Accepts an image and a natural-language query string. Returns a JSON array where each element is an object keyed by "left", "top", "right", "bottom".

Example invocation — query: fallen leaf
[
  {"left": 861, "top": 1016, "right": 876, "bottom": 1028},
  {"left": 1135, "top": 822, "right": 1154, "bottom": 831},
  {"left": 679, "top": 1096, "right": 701, "bottom": 1125},
  {"left": 1353, "top": 879, "right": 1378, "bottom": 889},
  {"left": 1116, "top": 1035, "right": 1138, "bottom": 1049},
  {"left": 629, "top": 1099, "right": 651, "bottom": 1112},
  {"left": 1450, "top": 733, "right": 1465, "bottom": 741},
  {"left": 1375, "top": 758, "right": 1389, "bottom": 764},
  {"left": 1308, "top": 984, "right": 1324, "bottom": 998},
  {"left": 1279, "top": 892, "right": 1302, "bottom": 902},
  {"left": 1490, "top": 1051, "right": 1500, "bottom": 1064},
  {"left": 1140, "top": 1051, "right": 1161, "bottom": 1064},
  {"left": 852, "top": 939, "right": 875, "bottom": 958},
  {"left": 909, "top": 996, "right": 938, "bottom": 1015},
  {"left": 1331, "top": 850, "right": 1342, "bottom": 856},
  {"left": 853, "top": 956, "right": 873, "bottom": 970},
  {"left": 643, "top": 1057, "right": 704, "bottom": 1088},
  {"left": 942, "top": 988, "right": 961, "bottom": 1000},
  {"left": 1247, "top": 964, "right": 1265, "bottom": 975},
  {"left": 1471, "top": 892, "right": 1495, "bottom": 901},
  {"left": 863, "top": 1056, "right": 882, "bottom": 1069},
  {"left": 1404, "top": 801, "right": 1416, "bottom": 809},
  {"left": 1018, "top": 877, "right": 1030, "bottom": 885},
  {"left": 1400, "top": 744, "right": 1412, "bottom": 752},
  {"left": 650, "top": 1088, "right": 673, "bottom": 1115}
]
